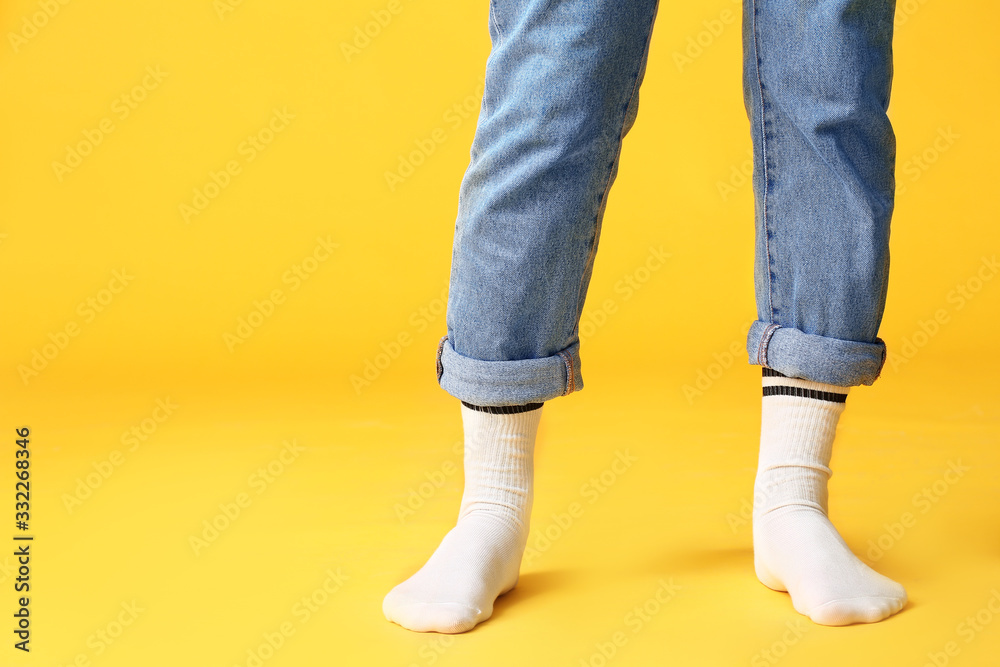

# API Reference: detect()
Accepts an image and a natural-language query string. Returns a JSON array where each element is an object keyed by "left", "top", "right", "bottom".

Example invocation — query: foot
[
  {"left": 752, "top": 369, "right": 907, "bottom": 625},
  {"left": 382, "top": 513, "right": 524, "bottom": 633},
  {"left": 754, "top": 505, "right": 907, "bottom": 625},
  {"left": 383, "top": 402, "right": 542, "bottom": 633}
]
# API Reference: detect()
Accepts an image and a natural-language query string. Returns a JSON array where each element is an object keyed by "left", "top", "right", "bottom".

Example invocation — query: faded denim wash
[{"left": 436, "top": 0, "right": 897, "bottom": 406}]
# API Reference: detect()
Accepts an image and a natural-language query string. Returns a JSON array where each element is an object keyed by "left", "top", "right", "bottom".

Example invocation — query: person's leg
[
  {"left": 742, "top": 0, "right": 907, "bottom": 625},
  {"left": 383, "top": 0, "right": 660, "bottom": 633}
]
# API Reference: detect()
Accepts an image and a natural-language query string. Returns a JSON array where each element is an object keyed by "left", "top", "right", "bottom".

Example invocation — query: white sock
[
  {"left": 383, "top": 401, "right": 541, "bottom": 633},
  {"left": 752, "top": 369, "right": 907, "bottom": 625}
]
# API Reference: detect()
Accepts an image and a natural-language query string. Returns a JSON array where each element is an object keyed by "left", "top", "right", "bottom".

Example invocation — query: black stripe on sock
[
  {"left": 762, "top": 385, "right": 847, "bottom": 403},
  {"left": 762, "top": 367, "right": 788, "bottom": 378},
  {"left": 461, "top": 401, "right": 543, "bottom": 414}
]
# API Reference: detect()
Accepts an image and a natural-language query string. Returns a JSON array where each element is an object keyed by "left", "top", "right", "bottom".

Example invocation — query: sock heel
[{"left": 754, "top": 556, "right": 787, "bottom": 592}]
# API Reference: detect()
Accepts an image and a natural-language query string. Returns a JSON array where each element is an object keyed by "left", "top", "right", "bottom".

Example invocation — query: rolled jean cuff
[
  {"left": 435, "top": 335, "right": 583, "bottom": 406},
  {"left": 746, "top": 321, "right": 886, "bottom": 387}
]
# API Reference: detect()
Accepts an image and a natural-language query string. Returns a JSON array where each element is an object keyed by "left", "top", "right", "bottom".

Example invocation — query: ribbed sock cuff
[
  {"left": 762, "top": 367, "right": 849, "bottom": 403},
  {"left": 461, "top": 401, "right": 544, "bottom": 414}
]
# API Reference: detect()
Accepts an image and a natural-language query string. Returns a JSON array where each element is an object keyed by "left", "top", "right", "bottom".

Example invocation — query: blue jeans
[{"left": 436, "top": 0, "right": 896, "bottom": 407}]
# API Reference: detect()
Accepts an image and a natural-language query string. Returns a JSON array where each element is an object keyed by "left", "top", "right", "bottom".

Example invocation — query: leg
[
  {"left": 436, "top": 0, "right": 660, "bottom": 407},
  {"left": 743, "top": 0, "right": 894, "bottom": 384},
  {"left": 742, "top": 0, "right": 907, "bottom": 624},
  {"left": 384, "top": 0, "right": 660, "bottom": 633}
]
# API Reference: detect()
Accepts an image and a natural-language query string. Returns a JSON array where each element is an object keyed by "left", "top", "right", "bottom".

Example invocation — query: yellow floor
[{"left": 7, "top": 352, "right": 997, "bottom": 666}]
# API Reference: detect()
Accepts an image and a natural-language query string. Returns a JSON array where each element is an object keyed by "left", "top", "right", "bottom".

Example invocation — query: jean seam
[
  {"left": 436, "top": 335, "right": 447, "bottom": 382},
  {"left": 569, "top": 2, "right": 659, "bottom": 343},
  {"left": 758, "top": 323, "right": 781, "bottom": 366},
  {"left": 484, "top": 0, "right": 505, "bottom": 120},
  {"left": 872, "top": 336, "right": 886, "bottom": 382},
  {"left": 749, "top": 0, "right": 774, "bottom": 322},
  {"left": 556, "top": 349, "right": 575, "bottom": 396},
  {"left": 488, "top": 0, "right": 504, "bottom": 48}
]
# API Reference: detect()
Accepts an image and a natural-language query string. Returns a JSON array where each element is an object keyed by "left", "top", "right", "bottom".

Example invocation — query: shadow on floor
[{"left": 488, "top": 569, "right": 583, "bottom": 623}]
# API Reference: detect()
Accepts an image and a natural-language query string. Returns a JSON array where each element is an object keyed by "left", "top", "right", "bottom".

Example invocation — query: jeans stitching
[
  {"left": 750, "top": 0, "right": 774, "bottom": 321},
  {"left": 489, "top": 0, "right": 504, "bottom": 47},
  {"left": 570, "top": 2, "right": 659, "bottom": 346},
  {"left": 872, "top": 335, "right": 886, "bottom": 382},
  {"left": 758, "top": 323, "right": 780, "bottom": 366},
  {"left": 485, "top": 0, "right": 504, "bottom": 120},
  {"left": 436, "top": 335, "right": 447, "bottom": 382},
  {"left": 557, "top": 349, "right": 575, "bottom": 395}
]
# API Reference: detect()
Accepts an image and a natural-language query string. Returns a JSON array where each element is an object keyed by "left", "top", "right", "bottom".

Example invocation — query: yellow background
[{"left": 1, "top": 0, "right": 997, "bottom": 665}]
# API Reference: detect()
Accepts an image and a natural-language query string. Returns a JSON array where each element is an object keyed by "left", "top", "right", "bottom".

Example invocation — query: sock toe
[
  {"left": 808, "top": 594, "right": 906, "bottom": 626},
  {"left": 382, "top": 402, "right": 542, "bottom": 633},
  {"left": 385, "top": 600, "right": 484, "bottom": 633}
]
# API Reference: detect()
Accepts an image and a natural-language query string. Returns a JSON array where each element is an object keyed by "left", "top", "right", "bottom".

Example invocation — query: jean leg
[
  {"left": 437, "top": 0, "right": 660, "bottom": 406},
  {"left": 742, "top": 0, "right": 897, "bottom": 386}
]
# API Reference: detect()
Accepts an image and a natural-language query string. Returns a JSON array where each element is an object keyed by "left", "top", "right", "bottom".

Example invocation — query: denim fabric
[
  {"left": 742, "top": 0, "right": 896, "bottom": 387},
  {"left": 437, "top": 0, "right": 896, "bottom": 406}
]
